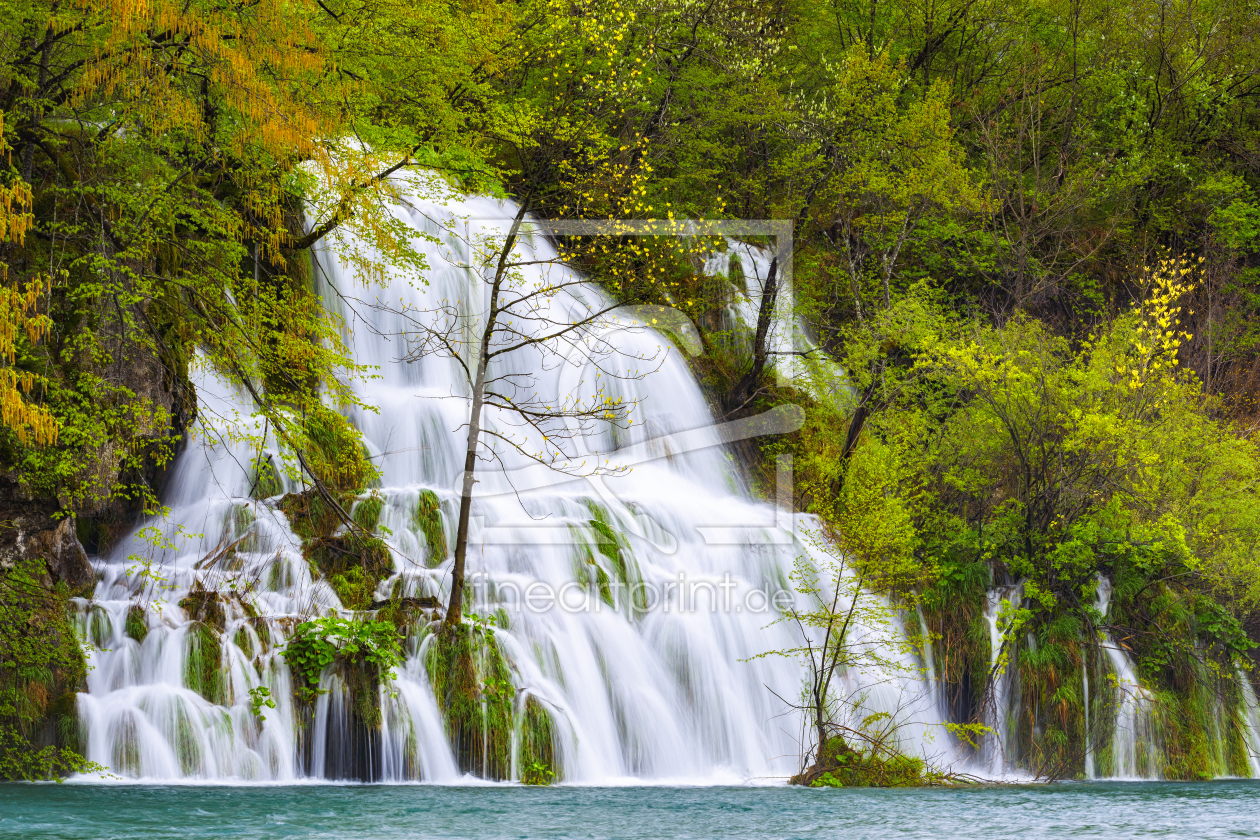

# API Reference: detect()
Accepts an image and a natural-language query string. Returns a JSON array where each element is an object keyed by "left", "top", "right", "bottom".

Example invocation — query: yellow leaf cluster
[
  {"left": 0, "top": 275, "right": 57, "bottom": 446},
  {"left": 1119, "top": 255, "right": 1201, "bottom": 391},
  {"left": 0, "top": 113, "right": 56, "bottom": 446}
]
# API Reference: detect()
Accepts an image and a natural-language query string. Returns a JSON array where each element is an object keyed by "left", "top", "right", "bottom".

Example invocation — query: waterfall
[
  {"left": 72, "top": 185, "right": 956, "bottom": 783},
  {"left": 1094, "top": 578, "right": 1161, "bottom": 779},
  {"left": 1238, "top": 669, "right": 1260, "bottom": 776},
  {"left": 1083, "top": 667, "right": 1094, "bottom": 779},
  {"left": 979, "top": 583, "right": 1023, "bottom": 775},
  {"left": 76, "top": 181, "right": 1244, "bottom": 784}
]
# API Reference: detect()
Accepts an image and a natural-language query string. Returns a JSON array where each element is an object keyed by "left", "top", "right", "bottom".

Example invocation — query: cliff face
[
  {"left": 0, "top": 491, "right": 94, "bottom": 596},
  {"left": 66, "top": 313, "right": 197, "bottom": 555}
]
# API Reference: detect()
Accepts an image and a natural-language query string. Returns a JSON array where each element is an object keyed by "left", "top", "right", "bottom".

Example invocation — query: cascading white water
[
  {"left": 1237, "top": 669, "right": 1260, "bottom": 777},
  {"left": 72, "top": 183, "right": 960, "bottom": 783},
  {"left": 979, "top": 582, "right": 1023, "bottom": 775},
  {"left": 980, "top": 578, "right": 1167, "bottom": 779},
  {"left": 1094, "top": 578, "right": 1162, "bottom": 779}
]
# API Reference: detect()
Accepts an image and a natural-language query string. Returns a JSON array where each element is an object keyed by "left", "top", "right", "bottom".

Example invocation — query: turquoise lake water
[{"left": 1, "top": 782, "right": 1257, "bottom": 839}]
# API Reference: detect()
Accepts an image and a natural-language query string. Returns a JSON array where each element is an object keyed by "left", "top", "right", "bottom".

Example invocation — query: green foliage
[
  {"left": 0, "top": 724, "right": 100, "bottom": 782},
  {"left": 281, "top": 616, "right": 402, "bottom": 706},
  {"left": 248, "top": 686, "right": 276, "bottom": 719}
]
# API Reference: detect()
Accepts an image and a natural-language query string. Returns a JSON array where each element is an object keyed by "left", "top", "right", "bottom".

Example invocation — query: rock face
[{"left": 0, "top": 483, "right": 94, "bottom": 597}]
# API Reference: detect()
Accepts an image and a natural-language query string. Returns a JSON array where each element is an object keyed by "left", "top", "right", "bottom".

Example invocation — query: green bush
[{"left": 281, "top": 616, "right": 402, "bottom": 716}]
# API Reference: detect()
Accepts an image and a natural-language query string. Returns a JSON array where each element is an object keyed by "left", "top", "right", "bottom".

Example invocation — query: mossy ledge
[
  {"left": 183, "top": 622, "right": 225, "bottom": 705},
  {"left": 413, "top": 489, "right": 447, "bottom": 566},
  {"left": 426, "top": 625, "right": 559, "bottom": 783}
]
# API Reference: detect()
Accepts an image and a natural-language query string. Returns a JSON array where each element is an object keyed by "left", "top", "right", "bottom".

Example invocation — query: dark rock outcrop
[{"left": 0, "top": 483, "right": 94, "bottom": 598}]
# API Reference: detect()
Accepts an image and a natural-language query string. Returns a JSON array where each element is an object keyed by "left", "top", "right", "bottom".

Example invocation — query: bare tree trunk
[
  {"left": 725, "top": 256, "right": 779, "bottom": 416},
  {"left": 444, "top": 203, "right": 529, "bottom": 627}
]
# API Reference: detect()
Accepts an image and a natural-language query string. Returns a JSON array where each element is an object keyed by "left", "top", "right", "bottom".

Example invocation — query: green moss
[
  {"left": 87, "top": 606, "right": 111, "bottom": 648},
  {"left": 184, "top": 622, "right": 224, "bottom": 705},
  {"left": 251, "top": 617, "right": 272, "bottom": 653},
  {"left": 426, "top": 626, "right": 515, "bottom": 779},
  {"left": 574, "top": 548, "right": 614, "bottom": 607},
  {"left": 799, "top": 737, "right": 937, "bottom": 788},
  {"left": 413, "top": 489, "right": 447, "bottom": 565},
  {"left": 353, "top": 492, "right": 385, "bottom": 532},
  {"left": 125, "top": 605, "right": 148, "bottom": 643},
  {"left": 581, "top": 501, "right": 644, "bottom": 611},
  {"left": 232, "top": 626, "right": 254, "bottom": 659},
  {"left": 302, "top": 406, "right": 376, "bottom": 493},
  {"left": 343, "top": 658, "right": 383, "bottom": 729},
  {"left": 279, "top": 490, "right": 340, "bottom": 542},
  {"left": 250, "top": 454, "right": 283, "bottom": 499},
  {"left": 329, "top": 565, "right": 376, "bottom": 611},
  {"left": 179, "top": 583, "right": 226, "bottom": 632},
  {"left": 306, "top": 532, "right": 392, "bottom": 610},
  {"left": 171, "top": 703, "right": 203, "bottom": 775},
  {"left": 519, "top": 696, "right": 557, "bottom": 785}
]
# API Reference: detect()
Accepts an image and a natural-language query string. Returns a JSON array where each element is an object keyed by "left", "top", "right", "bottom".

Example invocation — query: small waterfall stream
[{"left": 1094, "top": 579, "right": 1161, "bottom": 778}]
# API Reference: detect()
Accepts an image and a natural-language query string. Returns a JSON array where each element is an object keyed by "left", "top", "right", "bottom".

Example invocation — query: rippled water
[{"left": 2, "top": 782, "right": 1258, "bottom": 839}]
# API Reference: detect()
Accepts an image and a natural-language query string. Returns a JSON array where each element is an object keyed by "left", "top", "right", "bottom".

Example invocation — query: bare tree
[{"left": 387, "top": 203, "right": 661, "bottom": 626}]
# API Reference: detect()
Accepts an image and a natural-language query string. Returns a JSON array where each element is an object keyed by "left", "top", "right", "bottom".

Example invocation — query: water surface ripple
[{"left": 1, "top": 782, "right": 1258, "bottom": 839}]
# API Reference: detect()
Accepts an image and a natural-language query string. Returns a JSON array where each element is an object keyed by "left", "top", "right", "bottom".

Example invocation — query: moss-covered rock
[
  {"left": 307, "top": 533, "right": 392, "bottom": 611},
  {"left": 0, "top": 515, "right": 93, "bottom": 780},
  {"left": 125, "top": 604, "right": 148, "bottom": 643},
  {"left": 179, "top": 582, "right": 227, "bottom": 632},
  {"left": 353, "top": 492, "right": 385, "bottom": 532},
  {"left": 278, "top": 489, "right": 342, "bottom": 542},
  {"left": 413, "top": 489, "right": 447, "bottom": 565},
  {"left": 301, "top": 406, "right": 376, "bottom": 493},
  {"left": 184, "top": 622, "right": 225, "bottom": 704},
  {"left": 792, "top": 737, "right": 935, "bottom": 788},
  {"left": 426, "top": 626, "right": 515, "bottom": 780}
]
